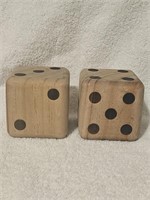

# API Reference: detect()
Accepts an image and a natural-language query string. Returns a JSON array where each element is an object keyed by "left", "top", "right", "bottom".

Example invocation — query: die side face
[
  {"left": 79, "top": 69, "right": 144, "bottom": 141},
  {"left": 6, "top": 67, "right": 70, "bottom": 138}
]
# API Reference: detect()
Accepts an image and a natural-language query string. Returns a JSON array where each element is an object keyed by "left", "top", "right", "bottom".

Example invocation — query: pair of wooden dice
[{"left": 6, "top": 67, "right": 144, "bottom": 141}]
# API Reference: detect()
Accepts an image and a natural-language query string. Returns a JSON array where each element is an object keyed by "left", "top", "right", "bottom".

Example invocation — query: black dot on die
[
  {"left": 121, "top": 124, "right": 132, "bottom": 135},
  {"left": 14, "top": 119, "right": 26, "bottom": 130},
  {"left": 105, "top": 108, "right": 117, "bottom": 120},
  {"left": 15, "top": 73, "right": 26, "bottom": 76},
  {"left": 33, "top": 70, "right": 44, "bottom": 73},
  {"left": 50, "top": 67, "right": 61, "bottom": 70},
  {"left": 88, "top": 68, "right": 99, "bottom": 71},
  {"left": 118, "top": 70, "right": 129, "bottom": 73},
  {"left": 90, "top": 76, "right": 101, "bottom": 79},
  {"left": 48, "top": 89, "right": 59, "bottom": 100},
  {"left": 123, "top": 93, "right": 135, "bottom": 104},
  {"left": 122, "top": 77, "right": 134, "bottom": 81},
  {"left": 88, "top": 123, "right": 100, "bottom": 134},
  {"left": 89, "top": 92, "right": 101, "bottom": 103}
]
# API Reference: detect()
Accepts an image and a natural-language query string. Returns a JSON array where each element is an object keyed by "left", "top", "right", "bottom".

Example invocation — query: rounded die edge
[
  {"left": 131, "top": 80, "right": 145, "bottom": 94},
  {"left": 50, "top": 67, "right": 70, "bottom": 76}
]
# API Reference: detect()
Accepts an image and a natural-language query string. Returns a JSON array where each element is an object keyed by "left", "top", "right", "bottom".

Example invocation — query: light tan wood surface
[
  {"left": 78, "top": 68, "right": 144, "bottom": 141},
  {"left": 6, "top": 67, "right": 70, "bottom": 138}
]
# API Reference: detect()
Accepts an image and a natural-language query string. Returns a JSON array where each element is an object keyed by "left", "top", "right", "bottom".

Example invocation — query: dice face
[
  {"left": 6, "top": 67, "right": 70, "bottom": 138},
  {"left": 79, "top": 69, "right": 144, "bottom": 141}
]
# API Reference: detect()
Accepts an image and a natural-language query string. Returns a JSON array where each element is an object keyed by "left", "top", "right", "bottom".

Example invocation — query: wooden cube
[
  {"left": 78, "top": 68, "right": 144, "bottom": 141},
  {"left": 6, "top": 67, "right": 70, "bottom": 138}
]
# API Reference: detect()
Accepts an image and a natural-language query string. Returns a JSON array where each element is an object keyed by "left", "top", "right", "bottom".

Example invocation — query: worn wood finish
[
  {"left": 6, "top": 67, "right": 70, "bottom": 138},
  {"left": 78, "top": 68, "right": 144, "bottom": 141}
]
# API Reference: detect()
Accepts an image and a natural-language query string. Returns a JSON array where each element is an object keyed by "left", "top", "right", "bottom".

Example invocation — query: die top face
[
  {"left": 79, "top": 68, "right": 144, "bottom": 141},
  {"left": 80, "top": 68, "right": 143, "bottom": 84},
  {"left": 6, "top": 67, "right": 70, "bottom": 138},
  {"left": 7, "top": 66, "right": 69, "bottom": 86}
]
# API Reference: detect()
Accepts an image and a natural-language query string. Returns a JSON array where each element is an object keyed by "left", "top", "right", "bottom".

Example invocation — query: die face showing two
[
  {"left": 79, "top": 69, "right": 144, "bottom": 141},
  {"left": 6, "top": 67, "right": 70, "bottom": 138}
]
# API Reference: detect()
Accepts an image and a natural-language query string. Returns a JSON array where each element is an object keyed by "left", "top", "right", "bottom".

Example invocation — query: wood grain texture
[
  {"left": 78, "top": 68, "right": 144, "bottom": 141},
  {"left": 6, "top": 67, "right": 70, "bottom": 138}
]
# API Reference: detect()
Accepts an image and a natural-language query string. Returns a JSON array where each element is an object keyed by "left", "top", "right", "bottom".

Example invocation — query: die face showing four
[
  {"left": 6, "top": 67, "right": 70, "bottom": 138},
  {"left": 78, "top": 69, "right": 144, "bottom": 141}
]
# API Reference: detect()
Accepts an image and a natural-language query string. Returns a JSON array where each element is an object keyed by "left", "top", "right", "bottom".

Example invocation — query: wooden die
[
  {"left": 78, "top": 68, "right": 144, "bottom": 141},
  {"left": 6, "top": 67, "right": 70, "bottom": 138}
]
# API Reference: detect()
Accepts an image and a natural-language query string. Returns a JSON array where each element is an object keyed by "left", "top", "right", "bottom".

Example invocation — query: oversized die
[
  {"left": 78, "top": 68, "right": 144, "bottom": 141},
  {"left": 6, "top": 67, "right": 70, "bottom": 138}
]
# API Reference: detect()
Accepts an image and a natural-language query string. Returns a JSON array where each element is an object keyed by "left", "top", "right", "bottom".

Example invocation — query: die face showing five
[
  {"left": 6, "top": 67, "right": 70, "bottom": 138},
  {"left": 78, "top": 68, "right": 144, "bottom": 141}
]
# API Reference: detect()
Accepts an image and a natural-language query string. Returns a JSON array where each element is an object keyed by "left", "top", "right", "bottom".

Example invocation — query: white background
[{"left": 0, "top": 0, "right": 150, "bottom": 200}]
